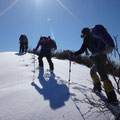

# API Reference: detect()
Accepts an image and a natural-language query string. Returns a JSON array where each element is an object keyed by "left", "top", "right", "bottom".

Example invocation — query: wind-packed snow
[{"left": 0, "top": 52, "right": 119, "bottom": 120}]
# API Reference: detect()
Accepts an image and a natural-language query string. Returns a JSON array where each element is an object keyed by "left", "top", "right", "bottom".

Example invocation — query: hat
[{"left": 81, "top": 27, "right": 90, "bottom": 38}]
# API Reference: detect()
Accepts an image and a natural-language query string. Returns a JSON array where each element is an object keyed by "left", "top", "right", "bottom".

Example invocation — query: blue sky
[{"left": 0, "top": 0, "right": 120, "bottom": 61}]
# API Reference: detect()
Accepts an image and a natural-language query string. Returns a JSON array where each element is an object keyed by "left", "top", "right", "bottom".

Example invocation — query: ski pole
[
  {"left": 33, "top": 53, "right": 36, "bottom": 82},
  {"left": 68, "top": 58, "right": 71, "bottom": 84},
  {"left": 68, "top": 51, "right": 72, "bottom": 89}
]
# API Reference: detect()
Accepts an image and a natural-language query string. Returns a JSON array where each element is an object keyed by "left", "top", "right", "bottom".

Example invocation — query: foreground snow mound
[{"left": 0, "top": 52, "right": 119, "bottom": 120}]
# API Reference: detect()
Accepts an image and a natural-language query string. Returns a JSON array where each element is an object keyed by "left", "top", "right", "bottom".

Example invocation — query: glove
[
  {"left": 69, "top": 51, "right": 74, "bottom": 57},
  {"left": 33, "top": 48, "right": 37, "bottom": 54},
  {"left": 33, "top": 48, "right": 37, "bottom": 51},
  {"left": 51, "top": 48, "right": 55, "bottom": 54},
  {"left": 85, "top": 49, "right": 89, "bottom": 56}
]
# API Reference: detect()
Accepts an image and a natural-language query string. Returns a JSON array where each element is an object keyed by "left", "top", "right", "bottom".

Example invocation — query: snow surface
[{"left": 0, "top": 52, "right": 119, "bottom": 120}]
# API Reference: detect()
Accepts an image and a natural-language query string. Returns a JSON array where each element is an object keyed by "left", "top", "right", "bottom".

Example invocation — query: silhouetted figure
[
  {"left": 34, "top": 36, "right": 57, "bottom": 72},
  {"left": 70, "top": 26, "right": 118, "bottom": 105},
  {"left": 19, "top": 34, "right": 28, "bottom": 53}
]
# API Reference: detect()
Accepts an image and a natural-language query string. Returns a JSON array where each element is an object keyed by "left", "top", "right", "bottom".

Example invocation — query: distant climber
[{"left": 19, "top": 34, "right": 28, "bottom": 53}]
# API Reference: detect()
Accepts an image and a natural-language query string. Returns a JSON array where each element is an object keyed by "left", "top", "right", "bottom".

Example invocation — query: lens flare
[
  {"left": 47, "top": 18, "right": 51, "bottom": 22},
  {"left": 56, "top": 0, "right": 80, "bottom": 23},
  {"left": 0, "top": 0, "right": 18, "bottom": 17},
  {"left": 50, "top": 29, "right": 55, "bottom": 40},
  {"left": 47, "top": 18, "right": 55, "bottom": 39},
  {"left": 35, "top": 0, "right": 42, "bottom": 7}
]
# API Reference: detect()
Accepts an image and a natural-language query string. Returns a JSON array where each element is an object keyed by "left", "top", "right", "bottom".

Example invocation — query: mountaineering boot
[
  {"left": 106, "top": 91, "right": 118, "bottom": 105},
  {"left": 50, "top": 70, "right": 53, "bottom": 73},
  {"left": 93, "top": 82, "right": 102, "bottom": 92},
  {"left": 103, "top": 79, "right": 118, "bottom": 105},
  {"left": 46, "top": 69, "right": 54, "bottom": 73},
  {"left": 91, "top": 74, "right": 102, "bottom": 92}
]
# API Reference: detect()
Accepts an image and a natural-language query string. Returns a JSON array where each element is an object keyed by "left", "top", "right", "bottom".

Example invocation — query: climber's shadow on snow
[{"left": 31, "top": 68, "right": 70, "bottom": 110}]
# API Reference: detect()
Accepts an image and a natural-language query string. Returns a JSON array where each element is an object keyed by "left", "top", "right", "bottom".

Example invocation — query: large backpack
[
  {"left": 90, "top": 25, "right": 115, "bottom": 54},
  {"left": 48, "top": 39, "right": 57, "bottom": 50},
  {"left": 40, "top": 36, "right": 57, "bottom": 50},
  {"left": 20, "top": 35, "right": 28, "bottom": 44}
]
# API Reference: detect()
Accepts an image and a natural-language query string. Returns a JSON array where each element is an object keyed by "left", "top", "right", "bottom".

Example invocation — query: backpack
[
  {"left": 40, "top": 36, "right": 57, "bottom": 50},
  {"left": 20, "top": 35, "right": 28, "bottom": 44},
  {"left": 90, "top": 25, "right": 115, "bottom": 54},
  {"left": 48, "top": 39, "right": 57, "bottom": 50}
]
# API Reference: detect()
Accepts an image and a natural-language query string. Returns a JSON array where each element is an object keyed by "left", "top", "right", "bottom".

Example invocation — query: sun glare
[{"left": 35, "top": 0, "right": 42, "bottom": 6}]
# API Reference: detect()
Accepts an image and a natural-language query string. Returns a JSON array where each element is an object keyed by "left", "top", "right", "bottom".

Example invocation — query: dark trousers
[
  {"left": 92, "top": 54, "right": 108, "bottom": 81},
  {"left": 19, "top": 43, "right": 24, "bottom": 53},
  {"left": 92, "top": 54, "right": 117, "bottom": 102},
  {"left": 38, "top": 49, "right": 54, "bottom": 71},
  {"left": 19, "top": 43, "right": 28, "bottom": 53}
]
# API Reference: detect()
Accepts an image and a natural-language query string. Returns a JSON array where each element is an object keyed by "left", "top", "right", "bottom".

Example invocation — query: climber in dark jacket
[
  {"left": 73, "top": 27, "right": 118, "bottom": 104},
  {"left": 19, "top": 34, "right": 28, "bottom": 53}
]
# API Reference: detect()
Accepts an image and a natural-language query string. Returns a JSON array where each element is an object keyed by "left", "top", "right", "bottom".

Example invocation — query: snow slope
[{"left": 0, "top": 52, "right": 119, "bottom": 120}]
